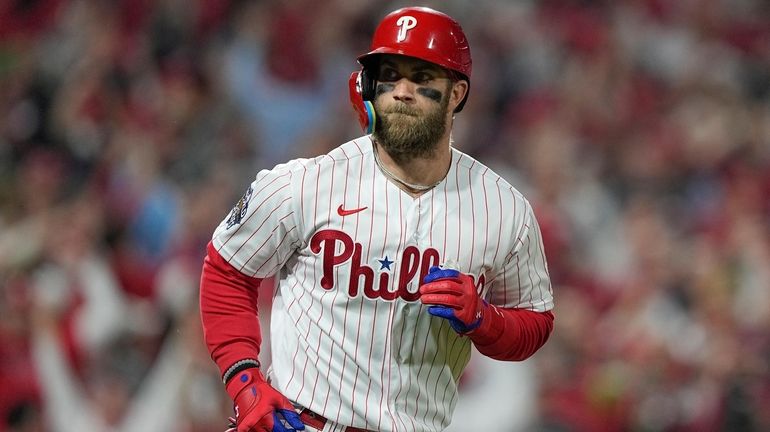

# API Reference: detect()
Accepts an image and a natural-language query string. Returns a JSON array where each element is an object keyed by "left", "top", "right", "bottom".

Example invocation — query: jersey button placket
[{"left": 406, "top": 198, "right": 423, "bottom": 243}]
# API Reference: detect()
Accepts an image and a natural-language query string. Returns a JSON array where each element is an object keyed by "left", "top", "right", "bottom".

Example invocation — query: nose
[{"left": 391, "top": 78, "right": 416, "bottom": 104}]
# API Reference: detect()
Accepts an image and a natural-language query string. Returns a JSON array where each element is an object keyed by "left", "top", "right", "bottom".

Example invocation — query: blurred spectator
[{"left": 220, "top": 0, "right": 353, "bottom": 167}]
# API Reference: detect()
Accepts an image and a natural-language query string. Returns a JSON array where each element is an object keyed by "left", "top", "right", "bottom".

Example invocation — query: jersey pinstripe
[{"left": 212, "top": 136, "right": 554, "bottom": 431}]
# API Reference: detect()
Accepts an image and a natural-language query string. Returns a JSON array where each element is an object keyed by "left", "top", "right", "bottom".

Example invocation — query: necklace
[{"left": 372, "top": 143, "right": 443, "bottom": 192}]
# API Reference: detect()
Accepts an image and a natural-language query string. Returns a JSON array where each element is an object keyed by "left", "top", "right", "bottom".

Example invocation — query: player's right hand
[
  {"left": 420, "top": 266, "right": 485, "bottom": 334},
  {"left": 225, "top": 368, "right": 305, "bottom": 432}
]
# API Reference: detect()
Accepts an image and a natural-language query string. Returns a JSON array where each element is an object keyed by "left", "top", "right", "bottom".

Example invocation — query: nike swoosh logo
[{"left": 337, "top": 204, "right": 368, "bottom": 216}]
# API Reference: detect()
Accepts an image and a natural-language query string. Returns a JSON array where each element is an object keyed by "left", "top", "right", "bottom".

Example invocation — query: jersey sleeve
[
  {"left": 488, "top": 199, "right": 554, "bottom": 312},
  {"left": 211, "top": 166, "right": 301, "bottom": 278}
]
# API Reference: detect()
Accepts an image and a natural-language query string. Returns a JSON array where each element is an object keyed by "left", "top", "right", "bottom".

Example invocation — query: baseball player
[{"left": 200, "top": 6, "right": 554, "bottom": 432}]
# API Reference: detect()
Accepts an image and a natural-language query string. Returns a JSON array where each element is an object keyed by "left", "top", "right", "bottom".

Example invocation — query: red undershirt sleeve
[
  {"left": 468, "top": 305, "right": 554, "bottom": 361},
  {"left": 199, "top": 241, "right": 264, "bottom": 377}
]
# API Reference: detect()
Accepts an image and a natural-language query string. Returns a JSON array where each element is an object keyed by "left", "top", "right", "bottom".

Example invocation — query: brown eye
[
  {"left": 378, "top": 68, "right": 400, "bottom": 82},
  {"left": 413, "top": 72, "right": 433, "bottom": 84}
]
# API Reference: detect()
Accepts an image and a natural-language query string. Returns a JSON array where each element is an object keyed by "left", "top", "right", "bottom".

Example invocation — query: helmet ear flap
[
  {"left": 348, "top": 70, "right": 377, "bottom": 134},
  {"left": 359, "top": 67, "right": 377, "bottom": 102}
]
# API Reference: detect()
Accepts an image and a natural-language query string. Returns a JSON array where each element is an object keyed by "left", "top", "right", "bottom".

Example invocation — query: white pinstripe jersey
[{"left": 212, "top": 136, "right": 553, "bottom": 431}]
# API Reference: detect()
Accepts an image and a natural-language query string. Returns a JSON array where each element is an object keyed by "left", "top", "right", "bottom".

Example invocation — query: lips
[{"left": 386, "top": 111, "right": 419, "bottom": 119}]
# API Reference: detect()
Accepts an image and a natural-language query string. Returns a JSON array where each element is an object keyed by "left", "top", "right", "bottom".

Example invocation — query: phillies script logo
[
  {"left": 396, "top": 15, "right": 417, "bottom": 42},
  {"left": 310, "top": 229, "right": 484, "bottom": 301}
]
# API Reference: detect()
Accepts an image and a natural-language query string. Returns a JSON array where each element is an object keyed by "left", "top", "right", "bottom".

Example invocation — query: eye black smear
[
  {"left": 417, "top": 87, "right": 442, "bottom": 103},
  {"left": 376, "top": 83, "right": 395, "bottom": 96}
]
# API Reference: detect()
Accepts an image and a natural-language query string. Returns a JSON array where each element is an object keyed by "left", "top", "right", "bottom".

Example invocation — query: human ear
[{"left": 450, "top": 80, "right": 469, "bottom": 111}]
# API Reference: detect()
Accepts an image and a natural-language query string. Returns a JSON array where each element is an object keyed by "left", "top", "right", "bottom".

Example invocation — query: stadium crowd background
[{"left": 1, "top": 0, "right": 769, "bottom": 431}]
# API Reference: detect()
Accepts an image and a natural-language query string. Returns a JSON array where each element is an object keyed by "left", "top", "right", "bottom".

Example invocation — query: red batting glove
[
  {"left": 225, "top": 368, "right": 304, "bottom": 432},
  {"left": 419, "top": 266, "right": 486, "bottom": 334}
]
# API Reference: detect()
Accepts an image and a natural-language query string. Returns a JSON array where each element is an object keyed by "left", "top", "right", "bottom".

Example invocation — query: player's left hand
[{"left": 419, "top": 266, "right": 486, "bottom": 334}]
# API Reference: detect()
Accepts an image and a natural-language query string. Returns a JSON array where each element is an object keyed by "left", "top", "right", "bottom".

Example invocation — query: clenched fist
[
  {"left": 225, "top": 368, "right": 304, "bottom": 432},
  {"left": 420, "top": 266, "right": 486, "bottom": 334}
]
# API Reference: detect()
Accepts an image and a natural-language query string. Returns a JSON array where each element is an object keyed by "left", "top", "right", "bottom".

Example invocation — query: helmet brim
[{"left": 357, "top": 49, "right": 469, "bottom": 83}]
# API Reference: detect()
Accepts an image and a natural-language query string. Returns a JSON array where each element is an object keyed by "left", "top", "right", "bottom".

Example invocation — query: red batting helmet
[{"left": 357, "top": 6, "right": 472, "bottom": 111}]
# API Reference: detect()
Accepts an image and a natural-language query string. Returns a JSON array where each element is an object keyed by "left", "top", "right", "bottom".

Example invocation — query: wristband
[{"left": 222, "top": 358, "right": 260, "bottom": 384}]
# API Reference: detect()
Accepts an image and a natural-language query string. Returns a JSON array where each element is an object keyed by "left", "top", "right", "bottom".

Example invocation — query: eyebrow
[{"left": 380, "top": 59, "right": 441, "bottom": 73}]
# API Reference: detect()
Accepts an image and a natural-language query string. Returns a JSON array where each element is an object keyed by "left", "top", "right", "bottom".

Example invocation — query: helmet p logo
[{"left": 396, "top": 16, "right": 417, "bottom": 42}]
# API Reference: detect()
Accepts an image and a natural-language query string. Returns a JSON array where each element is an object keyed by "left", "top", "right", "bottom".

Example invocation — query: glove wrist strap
[
  {"left": 467, "top": 301, "right": 499, "bottom": 340},
  {"left": 454, "top": 299, "right": 487, "bottom": 334},
  {"left": 222, "top": 358, "right": 261, "bottom": 384}
]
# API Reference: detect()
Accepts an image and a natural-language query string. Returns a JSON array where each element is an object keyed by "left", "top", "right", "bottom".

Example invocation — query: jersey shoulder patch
[{"left": 226, "top": 185, "right": 253, "bottom": 229}]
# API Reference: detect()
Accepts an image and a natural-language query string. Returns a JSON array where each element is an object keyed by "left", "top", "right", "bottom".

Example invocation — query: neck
[{"left": 371, "top": 138, "right": 452, "bottom": 194}]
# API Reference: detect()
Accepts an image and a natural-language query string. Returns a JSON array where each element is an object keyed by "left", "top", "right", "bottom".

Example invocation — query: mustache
[{"left": 382, "top": 104, "right": 420, "bottom": 116}]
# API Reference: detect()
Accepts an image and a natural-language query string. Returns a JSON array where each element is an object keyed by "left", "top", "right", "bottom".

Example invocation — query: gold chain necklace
[{"left": 373, "top": 144, "right": 443, "bottom": 192}]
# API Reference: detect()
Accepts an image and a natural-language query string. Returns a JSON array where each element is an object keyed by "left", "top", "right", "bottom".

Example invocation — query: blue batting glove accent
[
  {"left": 428, "top": 305, "right": 482, "bottom": 333},
  {"left": 273, "top": 409, "right": 305, "bottom": 431},
  {"left": 423, "top": 266, "right": 460, "bottom": 283}
]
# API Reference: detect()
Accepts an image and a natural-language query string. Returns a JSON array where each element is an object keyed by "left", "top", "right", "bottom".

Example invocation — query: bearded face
[{"left": 372, "top": 80, "right": 451, "bottom": 161}]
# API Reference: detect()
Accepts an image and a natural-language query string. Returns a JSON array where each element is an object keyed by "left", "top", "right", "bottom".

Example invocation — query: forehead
[{"left": 377, "top": 54, "right": 445, "bottom": 72}]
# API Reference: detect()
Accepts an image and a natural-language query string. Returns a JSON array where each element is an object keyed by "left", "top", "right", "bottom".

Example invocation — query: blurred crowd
[{"left": 1, "top": 0, "right": 769, "bottom": 431}]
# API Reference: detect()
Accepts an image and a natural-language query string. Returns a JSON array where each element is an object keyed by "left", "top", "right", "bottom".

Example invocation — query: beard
[{"left": 372, "top": 90, "right": 450, "bottom": 161}]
